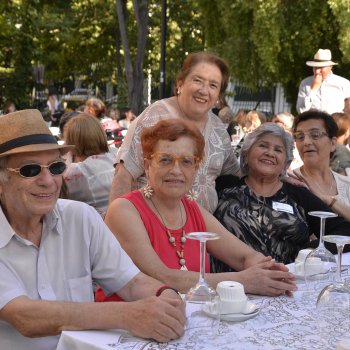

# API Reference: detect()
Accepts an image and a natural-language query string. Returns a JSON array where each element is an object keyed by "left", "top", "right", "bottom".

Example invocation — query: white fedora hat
[{"left": 306, "top": 49, "right": 337, "bottom": 67}]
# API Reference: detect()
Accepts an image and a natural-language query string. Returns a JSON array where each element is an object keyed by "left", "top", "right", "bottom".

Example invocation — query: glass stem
[
  {"left": 336, "top": 244, "right": 344, "bottom": 283},
  {"left": 318, "top": 217, "right": 325, "bottom": 248},
  {"left": 199, "top": 240, "right": 207, "bottom": 285}
]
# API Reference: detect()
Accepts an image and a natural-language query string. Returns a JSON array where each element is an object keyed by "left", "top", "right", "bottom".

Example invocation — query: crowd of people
[{"left": 1, "top": 49, "right": 350, "bottom": 350}]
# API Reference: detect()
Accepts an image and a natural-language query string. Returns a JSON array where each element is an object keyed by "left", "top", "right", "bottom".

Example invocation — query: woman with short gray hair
[
  {"left": 212, "top": 123, "right": 350, "bottom": 269},
  {"left": 240, "top": 123, "right": 294, "bottom": 178}
]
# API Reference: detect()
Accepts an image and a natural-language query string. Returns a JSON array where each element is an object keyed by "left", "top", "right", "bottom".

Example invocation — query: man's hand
[
  {"left": 311, "top": 73, "right": 322, "bottom": 90},
  {"left": 123, "top": 296, "right": 185, "bottom": 342}
]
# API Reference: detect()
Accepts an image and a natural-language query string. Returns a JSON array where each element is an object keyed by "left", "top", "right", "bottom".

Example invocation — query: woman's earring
[
  {"left": 143, "top": 183, "right": 154, "bottom": 198},
  {"left": 177, "top": 89, "right": 181, "bottom": 96},
  {"left": 185, "top": 188, "right": 199, "bottom": 201}
]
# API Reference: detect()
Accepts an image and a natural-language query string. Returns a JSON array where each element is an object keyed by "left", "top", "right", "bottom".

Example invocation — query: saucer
[
  {"left": 288, "top": 263, "right": 328, "bottom": 279},
  {"left": 203, "top": 301, "right": 259, "bottom": 322}
]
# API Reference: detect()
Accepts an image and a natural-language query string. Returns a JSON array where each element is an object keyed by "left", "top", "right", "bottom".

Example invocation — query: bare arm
[
  {"left": 105, "top": 199, "right": 296, "bottom": 296},
  {"left": 0, "top": 272, "right": 185, "bottom": 342},
  {"left": 109, "top": 163, "right": 133, "bottom": 203}
]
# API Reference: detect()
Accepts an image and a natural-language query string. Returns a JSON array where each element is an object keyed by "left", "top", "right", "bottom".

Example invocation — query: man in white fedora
[
  {"left": 296, "top": 49, "right": 350, "bottom": 114},
  {"left": 0, "top": 110, "right": 185, "bottom": 350}
]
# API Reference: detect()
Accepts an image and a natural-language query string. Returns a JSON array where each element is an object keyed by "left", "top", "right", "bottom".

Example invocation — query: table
[{"left": 57, "top": 254, "right": 350, "bottom": 350}]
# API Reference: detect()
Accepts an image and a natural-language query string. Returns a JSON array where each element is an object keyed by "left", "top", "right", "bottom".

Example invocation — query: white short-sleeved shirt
[
  {"left": 296, "top": 72, "right": 350, "bottom": 114},
  {"left": 116, "top": 96, "right": 240, "bottom": 213},
  {"left": 0, "top": 199, "right": 140, "bottom": 350},
  {"left": 64, "top": 147, "right": 118, "bottom": 217}
]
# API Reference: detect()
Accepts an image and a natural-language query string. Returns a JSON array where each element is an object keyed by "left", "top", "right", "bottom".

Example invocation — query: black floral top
[{"left": 212, "top": 175, "right": 350, "bottom": 270}]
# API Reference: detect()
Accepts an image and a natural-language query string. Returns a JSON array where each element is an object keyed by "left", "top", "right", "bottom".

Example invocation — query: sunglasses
[
  {"left": 149, "top": 152, "right": 199, "bottom": 169},
  {"left": 7, "top": 161, "right": 67, "bottom": 178}
]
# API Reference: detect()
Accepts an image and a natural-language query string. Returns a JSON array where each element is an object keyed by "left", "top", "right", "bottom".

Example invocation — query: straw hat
[
  {"left": 306, "top": 49, "right": 337, "bottom": 67},
  {"left": 0, "top": 109, "right": 74, "bottom": 158}
]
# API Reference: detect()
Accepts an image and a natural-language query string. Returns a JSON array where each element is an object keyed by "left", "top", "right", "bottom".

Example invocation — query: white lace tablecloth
[{"left": 57, "top": 253, "right": 350, "bottom": 350}]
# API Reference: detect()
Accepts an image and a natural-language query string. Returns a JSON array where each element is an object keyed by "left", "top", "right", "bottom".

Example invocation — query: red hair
[{"left": 141, "top": 119, "right": 205, "bottom": 161}]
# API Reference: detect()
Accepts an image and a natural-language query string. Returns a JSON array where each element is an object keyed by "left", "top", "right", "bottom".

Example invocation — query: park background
[{"left": 0, "top": 0, "right": 350, "bottom": 116}]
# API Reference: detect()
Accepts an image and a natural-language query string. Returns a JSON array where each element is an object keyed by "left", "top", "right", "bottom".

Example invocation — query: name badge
[{"left": 272, "top": 201, "right": 294, "bottom": 214}]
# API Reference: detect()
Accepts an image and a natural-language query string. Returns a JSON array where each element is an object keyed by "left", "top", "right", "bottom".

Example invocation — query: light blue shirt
[
  {"left": 297, "top": 72, "right": 350, "bottom": 114},
  {"left": 0, "top": 199, "right": 140, "bottom": 350}
]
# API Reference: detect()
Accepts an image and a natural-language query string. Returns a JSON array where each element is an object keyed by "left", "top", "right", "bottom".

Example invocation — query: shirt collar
[
  {"left": 0, "top": 203, "right": 62, "bottom": 248},
  {"left": 323, "top": 71, "right": 333, "bottom": 83}
]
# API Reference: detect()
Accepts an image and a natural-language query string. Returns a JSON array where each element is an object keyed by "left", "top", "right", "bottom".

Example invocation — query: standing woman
[
  {"left": 109, "top": 52, "right": 240, "bottom": 213},
  {"left": 63, "top": 113, "right": 118, "bottom": 217},
  {"left": 292, "top": 110, "right": 350, "bottom": 221}
]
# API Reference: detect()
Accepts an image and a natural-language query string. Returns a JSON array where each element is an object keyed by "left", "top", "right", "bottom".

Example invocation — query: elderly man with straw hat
[
  {"left": 296, "top": 49, "right": 350, "bottom": 115},
  {"left": 0, "top": 110, "right": 185, "bottom": 350}
]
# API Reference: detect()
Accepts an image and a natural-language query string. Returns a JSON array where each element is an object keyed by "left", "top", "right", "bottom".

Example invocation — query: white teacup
[
  {"left": 295, "top": 249, "right": 313, "bottom": 265},
  {"left": 295, "top": 257, "right": 324, "bottom": 276},
  {"left": 295, "top": 249, "right": 313, "bottom": 275},
  {"left": 216, "top": 281, "right": 247, "bottom": 314}
]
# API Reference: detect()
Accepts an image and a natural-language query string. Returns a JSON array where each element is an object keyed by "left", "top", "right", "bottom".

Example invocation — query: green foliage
[
  {"left": 116, "top": 77, "right": 128, "bottom": 108},
  {"left": 200, "top": 0, "right": 350, "bottom": 110},
  {"left": 147, "top": 0, "right": 205, "bottom": 98},
  {"left": 1, "top": 0, "right": 350, "bottom": 113},
  {"left": 328, "top": 0, "right": 350, "bottom": 62},
  {"left": 0, "top": 1, "right": 36, "bottom": 108}
]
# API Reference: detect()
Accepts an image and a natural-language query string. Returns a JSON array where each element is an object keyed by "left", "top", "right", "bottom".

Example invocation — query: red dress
[{"left": 95, "top": 190, "right": 208, "bottom": 302}]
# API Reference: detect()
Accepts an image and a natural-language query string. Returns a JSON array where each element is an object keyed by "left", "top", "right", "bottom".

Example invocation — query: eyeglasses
[
  {"left": 293, "top": 129, "right": 328, "bottom": 142},
  {"left": 7, "top": 161, "right": 67, "bottom": 178},
  {"left": 149, "top": 153, "right": 199, "bottom": 169}
]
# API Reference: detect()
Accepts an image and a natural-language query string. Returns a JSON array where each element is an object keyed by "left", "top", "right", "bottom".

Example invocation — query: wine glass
[
  {"left": 316, "top": 235, "right": 350, "bottom": 347},
  {"left": 185, "top": 232, "right": 220, "bottom": 340},
  {"left": 304, "top": 211, "right": 337, "bottom": 292}
]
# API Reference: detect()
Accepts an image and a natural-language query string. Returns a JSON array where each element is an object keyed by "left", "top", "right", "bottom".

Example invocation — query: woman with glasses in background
[
  {"left": 292, "top": 110, "right": 350, "bottom": 221},
  {"left": 96, "top": 119, "right": 297, "bottom": 302}
]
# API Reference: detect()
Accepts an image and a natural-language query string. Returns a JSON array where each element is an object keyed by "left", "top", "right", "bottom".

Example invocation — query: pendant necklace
[{"left": 150, "top": 197, "right": 188, "bottom": 271}]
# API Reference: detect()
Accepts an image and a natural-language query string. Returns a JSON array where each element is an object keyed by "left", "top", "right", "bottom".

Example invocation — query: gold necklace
[
  {"left": 302, "top": 167, "right": 335, "bottom": 196},
  {"left": 149, "top": 197, "right": 187, "bottom": 271}
]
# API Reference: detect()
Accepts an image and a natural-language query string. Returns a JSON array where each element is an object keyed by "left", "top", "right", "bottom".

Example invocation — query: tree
[
  {"left": 116, "top": 0, "right": 149, "bottom": 114},
  {"left": 0, "top": 1, "right": 36, "bottom": 108},
  {"left": 198, "top": 0, "right": 350, "bottom": 111}
]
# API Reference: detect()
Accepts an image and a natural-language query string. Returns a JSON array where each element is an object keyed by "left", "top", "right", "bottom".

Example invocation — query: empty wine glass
[
  {"left": 304, "top": 211, "right": 337, "bottom": 292},
  {"left": 185, "top": 232, "right": 220, "bottom": 340},
  {"left": 316, "top": 235, "right": 350, "bottom": 347}
]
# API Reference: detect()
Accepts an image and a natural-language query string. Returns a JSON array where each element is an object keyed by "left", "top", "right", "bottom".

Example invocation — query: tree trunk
[
  {"left": 116, "top": 0, "right": 149, "bottom": 115},
  {"left": 132, "top": 0, "right": 149, "bottom": 114}
]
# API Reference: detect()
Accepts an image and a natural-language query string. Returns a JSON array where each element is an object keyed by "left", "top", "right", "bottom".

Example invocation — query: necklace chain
[
  {"left": 302, "top": 167, "right": 335, "bottom": 196},
  {"left": 245, "top": 178, "right": 280, "bottom": 224},
  {"left": 149, "top": 197, "right": 187, "bottom": 270}
]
